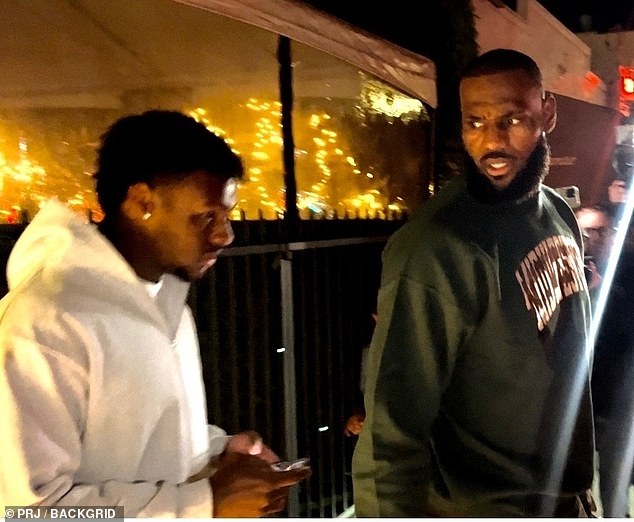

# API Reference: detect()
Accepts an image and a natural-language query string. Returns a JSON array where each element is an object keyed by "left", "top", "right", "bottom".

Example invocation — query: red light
[{"left": 620, "top": 66, "right": 634, "bottom": 102}]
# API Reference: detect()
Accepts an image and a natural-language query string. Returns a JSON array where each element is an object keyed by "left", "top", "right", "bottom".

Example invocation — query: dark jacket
[{"left": 352, "top": 175, "right": 594, "bottom": 516}]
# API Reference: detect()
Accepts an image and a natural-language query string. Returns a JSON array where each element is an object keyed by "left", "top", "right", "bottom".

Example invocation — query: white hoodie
[{"left": 0, "top": 200, "right": 229, "bottom": 517}]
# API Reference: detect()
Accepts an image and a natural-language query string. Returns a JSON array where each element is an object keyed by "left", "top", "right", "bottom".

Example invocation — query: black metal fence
[
  {"left": 190, "top": 217, "right": 405, "bottom": 517},
  {"left": 0, "top": 216, "right": 406, "bottom": 517}
]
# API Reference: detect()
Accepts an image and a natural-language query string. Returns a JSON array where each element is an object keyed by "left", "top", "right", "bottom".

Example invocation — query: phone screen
[{"left": 271, "top": 457, "right": 310, "bottom": 471}]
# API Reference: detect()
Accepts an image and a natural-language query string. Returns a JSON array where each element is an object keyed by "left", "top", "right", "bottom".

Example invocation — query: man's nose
[
  {"left": 209, "top": 220, "right": 234, "bottom": 248},
  {"left": 482, "top": 122, "right": 508, "bottom": 150}
]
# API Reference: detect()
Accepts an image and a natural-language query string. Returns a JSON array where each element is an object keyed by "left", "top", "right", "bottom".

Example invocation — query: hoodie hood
[
  {"left": 5, "top": 200, "right": 189, "bottom": 339},
  {"left": 7, "top": 200, "right": 137, "bottom": 292}
]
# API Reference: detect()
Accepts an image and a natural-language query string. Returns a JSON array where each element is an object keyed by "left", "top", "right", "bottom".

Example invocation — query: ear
[
  {"left": 121, "top": 182, "right": 154, "bottom": 222},
  {"left": 542, "top": 92, "right": 557, "bottom": 134}
]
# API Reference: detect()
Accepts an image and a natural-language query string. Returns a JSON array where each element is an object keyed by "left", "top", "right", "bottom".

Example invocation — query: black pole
[{"left": 277, "top": 35, "right": 299, "bottom": 236}]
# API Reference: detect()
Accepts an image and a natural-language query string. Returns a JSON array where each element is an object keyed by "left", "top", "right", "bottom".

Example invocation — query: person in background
[
  {"left": 605, "top": 144, "right": 634, "bottom": 254},
  {"left": 0, "top": 110, "right": 310, "bottom": 517},
  {"left": 576, "top": 202, "right": 634, "bottom": 517},
  {"left": 343, "top": 345, "right": 367, "bottom": 438},
  {"left": 607, "top": 144, "right": 634, "bottom": 217},
  {"left": 605, "top": 144, "right": 634, "bottom": 299},
  {"left": 352, "top": 49, "right": 595, "bottom": 517},
  {"left": 575, "top": 203, "right": 615, "bottom": 291},
  {"left": 344, "top": 313, "right": 376, "bottom": 438},
  {"left": 6, "top": 206, "right": 20, "bottom": 224},
  {"left": 608, "top": 175, "right": 629, "bottom": 214}
]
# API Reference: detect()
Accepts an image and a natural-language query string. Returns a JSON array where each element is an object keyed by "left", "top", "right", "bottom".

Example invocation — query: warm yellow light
[
  {"left": 360, "top": 77, "right": 426, "bottom": 121},
  {"left": 251, "top": 151, "right": 269, "bottom": 161}
]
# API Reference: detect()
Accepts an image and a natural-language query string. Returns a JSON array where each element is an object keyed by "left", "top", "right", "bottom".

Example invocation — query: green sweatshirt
[{"left": 352, "top": 176, "right": 594, "bottom": 517}]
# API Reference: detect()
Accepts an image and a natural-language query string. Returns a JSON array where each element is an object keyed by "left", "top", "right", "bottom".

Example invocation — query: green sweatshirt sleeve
[{"left": 353, "top": 272, "right": 469, "bottom": 516}]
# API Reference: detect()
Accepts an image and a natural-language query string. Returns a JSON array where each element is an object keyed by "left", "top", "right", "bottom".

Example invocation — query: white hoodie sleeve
[
  {"left": 208, "top": 425, "right": 231, "bottom": 457},
  {"left": 0, "top": 312, "right": 212, "bottom": 517},
  {"left": 0, "top": 335, "right": 213, "bottom": 518}
]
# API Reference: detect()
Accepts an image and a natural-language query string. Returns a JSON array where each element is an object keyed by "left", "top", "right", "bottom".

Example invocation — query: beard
[{"left": 465, "top": 136, "right": 551, "bottom": 205}]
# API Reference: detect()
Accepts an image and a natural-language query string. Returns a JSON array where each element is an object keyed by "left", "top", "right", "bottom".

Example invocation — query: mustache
[
  {"left": 480, "top": 151, "right": 516, "bottom": 162},
  {"left": 465, "top": 137, "right": 549, "bottom": 204}
]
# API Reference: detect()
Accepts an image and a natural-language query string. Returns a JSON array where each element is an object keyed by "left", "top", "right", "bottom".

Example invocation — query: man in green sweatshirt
[{"left": 352, "top": 49, "right": 595, "bottom": 517}]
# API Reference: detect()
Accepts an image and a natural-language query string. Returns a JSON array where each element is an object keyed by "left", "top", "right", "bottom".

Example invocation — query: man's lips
[
  {"left": 480, "top": 155, "right": 514, "bottom": 177},
  {"left": 199, "top": 251, "right": 221, "bottom": 268}
]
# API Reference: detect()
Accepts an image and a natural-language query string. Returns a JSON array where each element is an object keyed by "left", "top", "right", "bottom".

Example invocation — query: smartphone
[
  {"left": 554, "top": 185, "right": 581, "bottom": 209},
  {"left": 270, "top": 457, "right": 310, "bottom": 471}
]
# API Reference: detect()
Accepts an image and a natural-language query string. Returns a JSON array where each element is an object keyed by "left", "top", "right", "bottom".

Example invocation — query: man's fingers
[
  {"left": 262, "top": 496, "right": 288, "bottom": 516},
  {"left": 262, "top": 487, "right": 291, "bottom": 515},
  {"left": 258, "top": 444, "right": 280, "bottom": 463},
  {"left": 272, "top": 466, "right": 312, "bottom": 487},
  {"left": 248, "top": 438, "right": 263, "bottom": 455}
]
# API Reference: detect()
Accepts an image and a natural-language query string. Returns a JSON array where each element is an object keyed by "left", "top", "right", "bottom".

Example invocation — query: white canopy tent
[
  {"left": 0, "top": 0, "right": 437, "bottom": 221},
  {"left": 0, "top": 0, "right": 436, "bottom": 109},
  {"left": 176, "top": 0, "right": 437, "bottom": 106}
]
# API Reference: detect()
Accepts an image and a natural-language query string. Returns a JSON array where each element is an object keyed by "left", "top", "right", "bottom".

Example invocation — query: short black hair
[
  {"left": 94, "top": 110, "right": 244, "bottom": 216},
  {"left": 461, "top": 48, "right": 543, "bottom": 90},
  {"left": 612, "top": 144, "right": 634, "bottom": 182}
]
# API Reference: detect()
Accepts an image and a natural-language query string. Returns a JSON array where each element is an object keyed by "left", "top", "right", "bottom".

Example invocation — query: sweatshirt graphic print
[{"left": 516, "top": 235, "right": 586, "bottom": 331}]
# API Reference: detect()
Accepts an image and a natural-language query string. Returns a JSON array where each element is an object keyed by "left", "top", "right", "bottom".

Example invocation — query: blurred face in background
[
  {"left": 575, "top": 207, "right": 614, "bottom": 273},
  {"left": 608, "top": 179, "right": 628, "bottom": 204}
]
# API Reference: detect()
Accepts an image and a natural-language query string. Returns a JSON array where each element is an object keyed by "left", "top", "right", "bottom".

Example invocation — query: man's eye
[
  {"left": 198, "top": 212, "right": 215, "bottom": 227},
  {"left": 467, "top": 120, "right": 483, "bottom": 129},
  {"left": 508, "top": 117, "right": 521, "bottom": 126}
]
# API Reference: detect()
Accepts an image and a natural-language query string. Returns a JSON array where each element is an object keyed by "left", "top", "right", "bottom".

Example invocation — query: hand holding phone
[
  {"left": 270, "top": 457, "right": 310, "bottom": 471},
  {"left": 211, "top": 452, "right": 311, "bottom": 517}
]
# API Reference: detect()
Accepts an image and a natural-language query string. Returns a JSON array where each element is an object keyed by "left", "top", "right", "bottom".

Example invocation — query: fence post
[{"left": 280, "top": 253, "right": 300, "bottom": 516}]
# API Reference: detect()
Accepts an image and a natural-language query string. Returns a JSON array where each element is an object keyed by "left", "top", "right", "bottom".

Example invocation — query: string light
[{"left": 0, "top": 80, "right": 419, "bottom": 223}]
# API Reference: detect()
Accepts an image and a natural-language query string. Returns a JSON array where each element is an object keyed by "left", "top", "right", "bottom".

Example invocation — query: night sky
[{"left": 537, "top": 0, "right": 634, "bottom": 33}]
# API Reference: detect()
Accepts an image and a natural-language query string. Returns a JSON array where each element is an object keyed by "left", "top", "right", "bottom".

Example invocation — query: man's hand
[
  {"left": 226, "top": 430, "right": 279, "bottom": 463},
  {"left": 344, "top": 413, "right": 365, "bottom": 437},
  {"left": 187, "top": 430, "right": 279, "bottom": 483},
  {"left": 210, "top": 452, "right": 311, "bottom": 517}
]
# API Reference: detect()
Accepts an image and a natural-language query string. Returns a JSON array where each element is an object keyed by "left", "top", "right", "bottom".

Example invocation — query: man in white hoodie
[{"left": 0, "top": 110, "right": 310, "bottom": 517}]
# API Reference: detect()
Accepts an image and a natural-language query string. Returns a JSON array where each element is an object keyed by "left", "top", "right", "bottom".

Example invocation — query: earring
[{"left": 142, "top": 212, "right": 152, "bottom": 221}]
